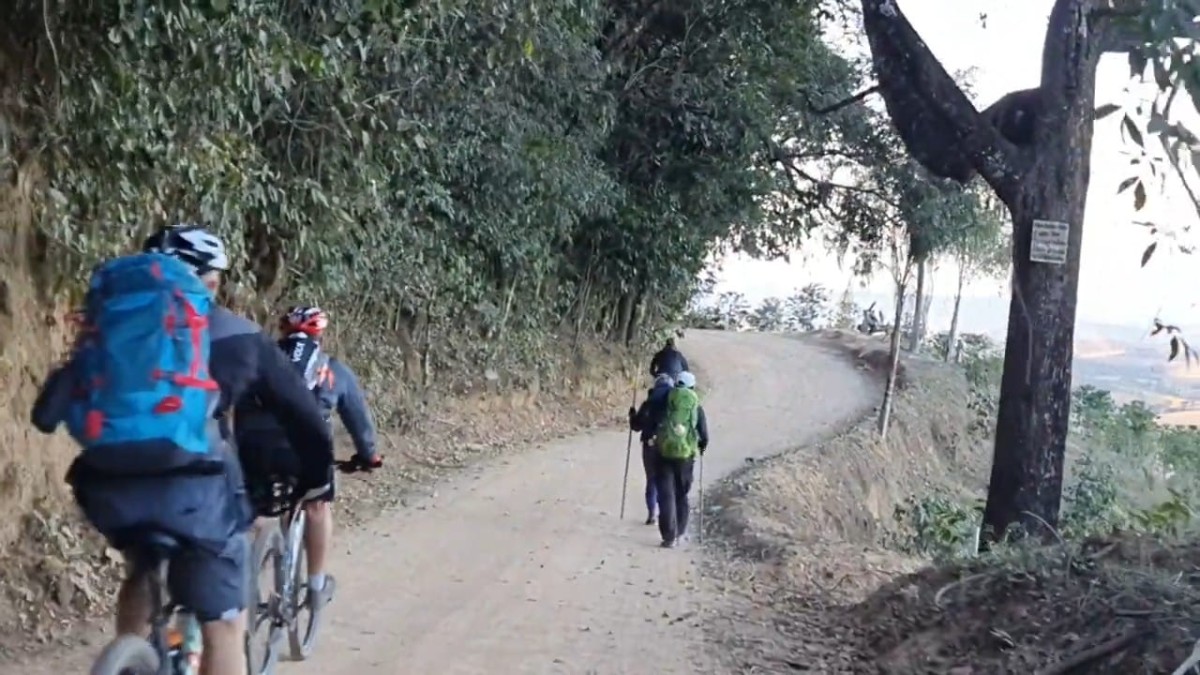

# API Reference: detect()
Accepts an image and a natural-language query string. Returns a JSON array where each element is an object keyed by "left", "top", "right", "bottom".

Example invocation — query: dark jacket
[
  {"left": 235, "top": 339, "right": 378, "bottom": 463},
  {"left": 629, "top": 380, "right": 674, "bottom": 443},
  {"left": 32, "top": 307, "right": 336, "bottom": 490},
  {"left": 649, "top": 346, "right": 689, "bottom": 378}
]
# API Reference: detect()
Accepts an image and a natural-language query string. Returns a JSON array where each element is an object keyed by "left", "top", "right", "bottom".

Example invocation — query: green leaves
[{"left": 30, "top": 0, "right": 851, "bottom": 378}]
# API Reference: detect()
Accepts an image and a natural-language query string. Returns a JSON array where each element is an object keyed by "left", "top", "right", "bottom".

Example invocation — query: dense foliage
[{"left": 5, "top": 0, "right": 871, "bottom": 391}]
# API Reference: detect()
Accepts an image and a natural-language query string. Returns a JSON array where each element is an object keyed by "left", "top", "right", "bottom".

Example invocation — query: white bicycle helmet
[
  {"left": 142, "top": 224, "right": 230, "bottom": 274},
  {"left": 676, "top": 371, "right": 696, "bottom": 389}
]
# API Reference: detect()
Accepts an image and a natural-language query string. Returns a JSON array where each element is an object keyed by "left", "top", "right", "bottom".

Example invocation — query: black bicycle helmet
[{"left": 142, "top": 224, "right": 230, "bottom": 274}]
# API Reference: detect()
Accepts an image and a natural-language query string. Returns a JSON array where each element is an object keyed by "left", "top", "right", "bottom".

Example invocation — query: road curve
[{"left": 11, "top": 330, "right": 875, "bottom": 675}]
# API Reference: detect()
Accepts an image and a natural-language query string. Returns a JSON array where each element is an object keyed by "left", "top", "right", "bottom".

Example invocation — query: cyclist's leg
[
  {"left": 115, "top": 552, "right": 156, "bottom": 636},
  {"left": 69, "top": 474, "right": 155, "bottom": 636},
  {"left": 170, "top": 532, "right": 250, "bottom": 675},
  {"left": 303, "top": 464, "right": 335, "bottom": 604}
]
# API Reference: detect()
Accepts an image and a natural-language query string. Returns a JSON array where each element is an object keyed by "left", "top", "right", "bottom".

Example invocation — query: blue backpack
[{"left": 65, "top": 253, "right": 222, "bottom": 476}]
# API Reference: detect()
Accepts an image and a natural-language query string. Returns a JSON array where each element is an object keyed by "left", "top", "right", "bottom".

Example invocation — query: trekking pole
[
  {"left": 619, "top": 385, "right": 636, "bottom": 520},
  {"left": 697, "top": 452, "right": 705, "bottom": 543}
]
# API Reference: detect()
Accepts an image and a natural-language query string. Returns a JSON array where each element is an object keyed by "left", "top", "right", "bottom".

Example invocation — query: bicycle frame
[{"left": 274, "top": 500, "right": 308, "bottom": 628}]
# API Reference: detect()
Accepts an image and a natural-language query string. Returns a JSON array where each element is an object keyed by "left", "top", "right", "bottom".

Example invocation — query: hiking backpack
[
  {"left": 64, "top": 253, "right": 221, "bottom": 475},
  {"left": 278, "top": 334, "right": 334, "bottom": 412},
  {"left": 656, "top": 387, "right": 701, "bottom": 460}
]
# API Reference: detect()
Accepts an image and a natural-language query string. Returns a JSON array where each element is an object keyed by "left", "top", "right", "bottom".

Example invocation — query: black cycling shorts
[{"left": 237, "top": 443, "right": 335, "bottom": 516}]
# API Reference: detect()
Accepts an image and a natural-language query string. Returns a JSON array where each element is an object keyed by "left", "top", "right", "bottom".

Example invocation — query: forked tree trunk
[
  {"left": 860, "top": 0, "right": 1114, "bottom": 547},
  {"left": 978, "top": 2, "right": 1099, "bottom": 548}
]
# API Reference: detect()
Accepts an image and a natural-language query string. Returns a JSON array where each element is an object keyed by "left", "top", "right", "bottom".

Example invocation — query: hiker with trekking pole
[
  {"left": 625, "top": 373, "right": 675, "bottom": 524},
  {"left": 626, "top": 370, "right": 708, "bottom": 548}
]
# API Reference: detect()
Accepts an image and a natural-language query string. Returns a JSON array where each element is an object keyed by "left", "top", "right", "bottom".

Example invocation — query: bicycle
[
  {"left": 88, "top": 531, "right": 202, "bottom": 675},
  {"left": 246, "top": 477, "right": 325, "bottom": 675}
]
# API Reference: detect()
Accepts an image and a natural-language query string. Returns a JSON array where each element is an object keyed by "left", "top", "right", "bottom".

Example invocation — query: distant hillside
[{"left": 846, "top": 290, "right": 1200, "bottom": 410}]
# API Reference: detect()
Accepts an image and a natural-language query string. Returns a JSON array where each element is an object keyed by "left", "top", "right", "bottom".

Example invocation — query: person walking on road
[
  {"left": 649, "top": 337, "right": 689, "bottom": 379},
  {"left": 628, "top": 373, "right": 675, "bottom": 525},
  {"left": 651, "top": 370, "right": 708, "bottom": 548}
]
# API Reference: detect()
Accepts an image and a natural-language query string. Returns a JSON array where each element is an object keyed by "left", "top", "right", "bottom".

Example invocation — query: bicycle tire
[
  {"left": 287, "top": 517, "right": 321, "bottom": 660},
  {"left": 89, "top": 634, "right": 161, "bottom": 675},
  {"left": 248, "top": 523, "right": 285, "bottom": 675}
]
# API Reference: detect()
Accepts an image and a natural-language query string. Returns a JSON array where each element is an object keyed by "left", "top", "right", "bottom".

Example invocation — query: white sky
[{"left": 714, "top": 0, "right": 1200, "bottom": 331}]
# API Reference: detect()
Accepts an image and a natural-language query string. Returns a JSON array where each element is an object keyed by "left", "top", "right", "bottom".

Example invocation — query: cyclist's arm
[
  {"left": 695, "top": 406, "right": 709, "bottom": 451},
  {"left": 251, "top": 334, "right": 334, "bottom": 483},
  {"left": 30, "top": 363, "right": 75, "bottom": 434},
  {"left": 330, "top": 358, "right": 379, "bottom": 462},
  {"left": 679, "top": 354, "right": 690, "bottom": 371}
]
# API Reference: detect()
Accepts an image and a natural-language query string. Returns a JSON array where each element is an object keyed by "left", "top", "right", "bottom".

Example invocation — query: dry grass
[{"left": 700, "top": 331, "right": 990, "bottom": 672}]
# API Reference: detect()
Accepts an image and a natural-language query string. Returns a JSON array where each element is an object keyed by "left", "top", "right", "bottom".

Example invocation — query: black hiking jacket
[{"left": 649, "top": 346, "right": 689, "bottom": 378}]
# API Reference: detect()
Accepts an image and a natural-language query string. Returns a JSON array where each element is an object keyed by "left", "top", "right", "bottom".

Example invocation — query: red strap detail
[
  {"left": 85, "top": 410, "right": 104, "bottom": 440},
  {"left": 150, "top": 262, "right": 163, "bottom": 279},
  {"left": 177, "top": 297, "right": 207, "bottom": 380},
  {"left": 154, "top": 396, "right": 182, "bottom": 414},
  {"left": 173, "top": 375, "right": 219, "bottom": 391}
]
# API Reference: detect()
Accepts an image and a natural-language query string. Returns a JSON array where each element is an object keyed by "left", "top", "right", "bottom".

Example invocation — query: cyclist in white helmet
[{"left": 33, "top": 224, "right": 334, "bottom": 675}]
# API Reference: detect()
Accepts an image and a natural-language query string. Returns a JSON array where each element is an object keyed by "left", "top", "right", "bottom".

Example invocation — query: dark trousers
[
  {"left": 654, "top": 456, "right": 695, "bottom": 542},
  {"left": 641, "top": 443, "right": 658, "bottom": 517}
]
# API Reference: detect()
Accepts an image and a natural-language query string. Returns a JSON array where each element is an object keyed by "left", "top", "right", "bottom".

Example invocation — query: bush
[{"left": 891, "top": 494, "right": 983, "bottom": 560}]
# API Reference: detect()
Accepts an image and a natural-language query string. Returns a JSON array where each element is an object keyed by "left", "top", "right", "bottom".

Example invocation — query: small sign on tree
[{"left": 1029, "top": 219, "right": 1069, "bottom": 265}]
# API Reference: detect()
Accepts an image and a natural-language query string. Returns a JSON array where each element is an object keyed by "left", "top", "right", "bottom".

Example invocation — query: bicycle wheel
[
  {"left": 247, "top": 523, "right": 285, "bottom": 675},
  {"left": 286, "top": 514, "right": 321, "bottom": 660},
  {"left": 89, "top": 634, "right": 161, "bottom": 675}
]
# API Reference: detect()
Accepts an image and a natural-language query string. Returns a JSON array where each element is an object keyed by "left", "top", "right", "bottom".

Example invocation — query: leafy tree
[
  {"left": 714, "top": 292, "right": 753, "bottom": 330},
  {"left": 784, "top": 283, "right": 832, "bottom": 331},
  {"left": 832, "top": 284, "right": 861, "bottom": 330},
  {"left": 4, "top": 0, "right": 871, "bottom": 385},
  {"left": 751, "top": 297, "right": 787, "bottom": 332},
  {"left": 944, "top": 189, "right": 1011, "bottom": 362},
  {"left": 857, "top": 0, "right": 1200, "bottom": 545}
]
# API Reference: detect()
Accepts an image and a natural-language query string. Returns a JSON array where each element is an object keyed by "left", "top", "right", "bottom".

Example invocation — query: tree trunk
[
  {"left": 946, "top": 260, "right": 966, "bottom": 363},
  {"left": 907, "top": 258, "right": 926, "bottom": 351},
  {"left": 980, "top": 0, "right": 1100, "bottom": 548},
  {"left": 877, "top": 280, "right": 907, "bottom": 438},
  {"left": 612, "top": 291, "right": 637, "bottom": 343},
  {"left": 624, "top": 287, "right": 645, "bottom": 345},
  {"left": 858, "top": 0, "right": 1111, "bottom": 547}
]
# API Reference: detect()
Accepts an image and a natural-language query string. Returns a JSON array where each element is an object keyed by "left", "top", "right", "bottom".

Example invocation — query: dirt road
[{"left": 14, "top": 330, "right": 874, "bottom": 675}]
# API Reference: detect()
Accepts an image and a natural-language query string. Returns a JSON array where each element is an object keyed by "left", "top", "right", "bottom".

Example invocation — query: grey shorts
[{"left": 126, "top": 531, "right": 250, "bottom": 623}]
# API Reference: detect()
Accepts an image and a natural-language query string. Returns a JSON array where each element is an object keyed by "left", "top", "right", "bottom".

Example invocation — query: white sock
[{"left": 309, "top": 573, "right": 326, "bottom": 591}]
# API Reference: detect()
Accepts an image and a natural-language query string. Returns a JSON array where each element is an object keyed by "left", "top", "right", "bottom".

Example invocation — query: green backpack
[{"left": 656, "top": 387, "right": 700, "bottom": 459}]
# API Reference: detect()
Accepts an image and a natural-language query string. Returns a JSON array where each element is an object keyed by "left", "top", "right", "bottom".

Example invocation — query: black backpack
[{"left": 279, "top": 335, "right": 333, "bottom": 394}]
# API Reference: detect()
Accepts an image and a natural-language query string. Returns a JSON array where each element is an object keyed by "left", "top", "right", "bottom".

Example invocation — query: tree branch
[
  {"left": 859, "top": 0, "right": 1024, "bottom": 206},
  {"left": 803, "top": 85, "right": 879, "bottom": 115},
  {"left": 759, "top": 132, "right": 901, "bottom": 209}
]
